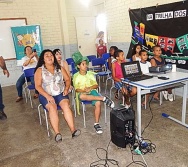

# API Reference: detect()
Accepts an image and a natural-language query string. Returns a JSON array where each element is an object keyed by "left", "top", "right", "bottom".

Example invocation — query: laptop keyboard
[{"left": 127, "top": 75, "right": 153, "bottom": 82}]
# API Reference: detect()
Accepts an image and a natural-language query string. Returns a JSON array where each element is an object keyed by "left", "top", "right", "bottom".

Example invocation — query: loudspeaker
[{"left": 110, "top": 107, "right": 135, "bottom": 148}]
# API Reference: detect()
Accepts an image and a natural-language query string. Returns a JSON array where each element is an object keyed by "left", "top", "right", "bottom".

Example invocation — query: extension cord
[
  {"left": 134, "top": 147, "right": 142, "bottom": 155},
  {"left": 141, "top": 141, "right": 148, "bottom": 148}
]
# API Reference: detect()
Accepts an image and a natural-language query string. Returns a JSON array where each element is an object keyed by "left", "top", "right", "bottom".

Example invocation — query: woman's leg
[
  {"left": 59, "top": 99, "right": 76, "bottom": 133},
  {"left": 16, "top": 74, "right": 25, "bottom": 97},
  {"left": 45, "top": 103, "right": 59, "bottom": 134}
]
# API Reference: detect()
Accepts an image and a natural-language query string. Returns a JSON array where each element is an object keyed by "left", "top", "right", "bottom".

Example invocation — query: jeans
[
  {"left": 16, "top": 73, "right": 38, "bottom": 97},
  {"left": 16, "top": 73, "right": 25, "bottom": 97},
  {"left": 0, "top": 85, "right": 5, "bottom": 111}
]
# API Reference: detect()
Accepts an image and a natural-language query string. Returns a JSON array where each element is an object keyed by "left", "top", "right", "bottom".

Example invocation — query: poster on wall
[
  {"left": 128, "top": 1, "right": 188, "bottom": 70},
  {"left": 11, "top": 25, "right": 43, "bottom": 66}
]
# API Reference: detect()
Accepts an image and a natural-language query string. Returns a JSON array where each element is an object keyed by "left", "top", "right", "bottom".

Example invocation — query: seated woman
[
  {"left": 34, "top": 49, "right": 80, "bottom": 142},
  {"left": 16, "top": 46, "right": 39, "bottom": 102},
  {"left": 53, "top": 48, "right": 73, "bottom": 92}
]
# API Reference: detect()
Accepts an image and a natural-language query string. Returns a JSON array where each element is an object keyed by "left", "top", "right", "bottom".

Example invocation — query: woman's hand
[
  {"left": 63, "top": 89, "right": 69, "bottom": 96},
  {"left": 46, "top": 95, "right": 55, "bottom": 104}
]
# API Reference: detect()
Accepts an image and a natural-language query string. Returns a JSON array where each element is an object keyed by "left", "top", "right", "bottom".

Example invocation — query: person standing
[
  {"left": 0, "top": 56, "right": 9, "bottom": 120},
  {"left": 97, "top": 39, "right": 107, "bottom": 58},
  {"left": 95, "top": 31, "right": 105, "bottom": 48}
]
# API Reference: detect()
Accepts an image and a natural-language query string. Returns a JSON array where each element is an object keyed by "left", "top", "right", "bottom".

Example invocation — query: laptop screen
[{"left": 121, "top": 61, "right": 142, "bottom": 78}]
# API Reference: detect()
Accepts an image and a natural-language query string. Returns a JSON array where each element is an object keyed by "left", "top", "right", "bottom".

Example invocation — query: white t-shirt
[
  {"left": 139, "top": 61, "right": 151, "bottom": 74},
  {"left": 22, "top": 56, "right": 38, "bottom": 70}
]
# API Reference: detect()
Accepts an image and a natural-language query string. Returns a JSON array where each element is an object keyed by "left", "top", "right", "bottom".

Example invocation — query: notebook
[{"left": 121, "top": 61, "right": 153, "bottom": 82}]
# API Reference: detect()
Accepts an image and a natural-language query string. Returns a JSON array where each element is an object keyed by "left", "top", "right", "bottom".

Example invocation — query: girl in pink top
[{"left": 112, "top": 49, "right": 137, "bottom": 108}]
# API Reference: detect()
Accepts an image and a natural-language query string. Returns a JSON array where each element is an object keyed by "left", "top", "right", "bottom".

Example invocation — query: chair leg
[
  {"left": 160, "top": 91, "right": 163, "bottom": 105},
  {"left": 27, "top": 89, "right": 33, "bottom": 108},
  {"left": 104, "top": 103, "right": 107, "bottom": 124},
  {"left": 44, "top": 109, "right": 50, "bottom": 137},
  {"left": 82, "top": 103, "right": 86, "bottom": 128},
  {"left": 38, "top": 104, "right": 42, "bottom": 125},
  {"left": 105, "top": 80, "right": 108, "bottom": 94},
  {"left": 23, "top": 87, "right": 27, "bottom": 103}
]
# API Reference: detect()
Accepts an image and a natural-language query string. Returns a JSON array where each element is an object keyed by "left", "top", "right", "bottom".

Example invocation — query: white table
[{"left": 122, "top": 72, "right": 188, "bottom": 138}]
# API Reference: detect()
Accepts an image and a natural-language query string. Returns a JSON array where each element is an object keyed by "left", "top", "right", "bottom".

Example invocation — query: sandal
[
  {"left": 55, "top": 133, "right": 62, "bottom": 142},
  {"left": 72, "top": 129, "right": 81, "bottom": 138},
  {"left": 16, "top": 97, "right": 23, "bottom": 102},
  {"left": 33, "top": 94, "right": 39, "bottom": 99},
  {"left": 114, "top": 93, "right": 119, "bottom": 100}
]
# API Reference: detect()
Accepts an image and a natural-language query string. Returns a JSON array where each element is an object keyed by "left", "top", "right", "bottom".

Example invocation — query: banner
[
  {"left": 128, "top": 1, "right": 188, "bottom": 70},
  {"left": 11, "top": 25, "right": 43, "bottom": 66}
]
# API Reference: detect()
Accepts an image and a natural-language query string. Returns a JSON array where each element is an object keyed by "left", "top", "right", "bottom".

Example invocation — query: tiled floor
[{"left": 0, "top": 85, "right": 188, "bottom": 167}]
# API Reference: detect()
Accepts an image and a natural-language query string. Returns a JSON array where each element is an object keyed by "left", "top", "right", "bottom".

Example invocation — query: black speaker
[{"left": 110, "top": 107, "right": 135, "bottom": 148}]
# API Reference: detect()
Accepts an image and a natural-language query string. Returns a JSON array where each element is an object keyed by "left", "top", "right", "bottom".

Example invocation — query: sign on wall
[
  {"left": 128, "top": 1, "right": 188, "bottom": 70},
  {"left": 11, "top": 25, "right": 43, "bottom": 66}
]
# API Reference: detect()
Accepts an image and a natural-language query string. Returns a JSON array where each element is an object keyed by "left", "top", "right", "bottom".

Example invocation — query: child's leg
[
  {"left": 94, "top": 101, "right": 101, "bottom": 123},
  {"left": 121, "top": 87, "right": 130, "bottom": 105},
  {"left": 153, "top": 91, "right": 160, "bottom": 100},
  {"left": 167, "top": 88, "right": 174, "bottom": 101},
  {"left": 79, "top": 94, "right": 103, "bottom": 101},
  {"left": 167, "top": 88, "right": 172, "bottom": 94},
  {"left": 79, "top": 90, "right": 114, "bottom": 108}
]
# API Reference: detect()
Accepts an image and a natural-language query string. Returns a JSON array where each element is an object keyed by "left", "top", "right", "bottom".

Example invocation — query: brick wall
[{"left": 0, "top": 0, "right": 186, "bottom": 88}]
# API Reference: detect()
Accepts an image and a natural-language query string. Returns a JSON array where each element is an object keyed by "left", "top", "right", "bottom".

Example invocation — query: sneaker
[
  {"left": 0, "top": 111, "right": 7, "bottom": 120},
  {"left": 125, "top": 103, "right": 131, "bottom": 109},
  {"left": 120, "top": 103, "right": 131, "bottom": 109},
  {"left": 104, "top": 96, "right": 115, "bottom": 108},
  {"left": 168, "top": 93, "right": 174, "bottom": 102},
  {"left": 162, "top": 91, "right": 168, "bottom": 100},
  {"left": 55, "top": 133, "right": 62, "bottom": 142},
  {"left": 94, "top": 124, "right": 103, "bottom": 134}
]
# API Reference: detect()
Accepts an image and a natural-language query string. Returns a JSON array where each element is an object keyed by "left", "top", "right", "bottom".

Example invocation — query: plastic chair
[
  {"left": 74, "top": 92, "right": 107, "bottom": 128},
  {"left": 37, "top": 103, "right": 62, "bottom": 137},
  {"left": 87, "top": 55, "right": 97, "bottom": 70},
  {"left": 87, "top": 55, "right": 96, "bottom": 62},
  {"left": 23, "top": 68, "right": 35, "bottom": 108},
  {"left": 38, "top": 102, "right": 77, "bottom": 137},
  {"left": 66, "top": 58, "right": 75, "bottom": 75},
  {"left": 91, "top": 58, "right": 105, "bottom": 72}
]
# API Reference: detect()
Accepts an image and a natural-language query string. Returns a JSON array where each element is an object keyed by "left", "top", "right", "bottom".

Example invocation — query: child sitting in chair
[
  {"left": 72, "top": 52, "right": 114, "bottom": 134},
  {"left": 111, "top": 49, "right": 137, "bottom": 108}
]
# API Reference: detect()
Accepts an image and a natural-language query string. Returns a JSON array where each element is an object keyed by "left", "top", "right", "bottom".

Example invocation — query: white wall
[{"left": 0, "top": 0, "right": 185, "bottom": 88}]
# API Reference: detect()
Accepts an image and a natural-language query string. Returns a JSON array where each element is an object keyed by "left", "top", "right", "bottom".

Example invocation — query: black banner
[{"left": 128, "top": 1, "right": 188, "bottom": 70}]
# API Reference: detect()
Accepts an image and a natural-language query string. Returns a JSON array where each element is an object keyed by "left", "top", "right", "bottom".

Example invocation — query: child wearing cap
[{"left": 72, "top": 52, "right": 114, "bottom": 134}]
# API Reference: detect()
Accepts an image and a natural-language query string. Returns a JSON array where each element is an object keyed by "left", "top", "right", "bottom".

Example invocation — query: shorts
[
  {"left": 115, "top": 82, "right": 132, "bottom": 92},
  {"left": 39, "top": 93, "right": 69, "bottom": 108},
  {"left": 78, "top": 89, "right": 100, "bottom": 106}
]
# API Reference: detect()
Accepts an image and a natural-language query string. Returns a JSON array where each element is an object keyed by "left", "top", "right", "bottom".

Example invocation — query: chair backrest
[
  {"left": 87, "top": 55, "right": 96, "bottom": 62},
  {"left": 91, "top": 58, "right": 105, "bottom": 66},
  {"left": 23, "top": 68, "right": 35, "bottom": 78},
  {"left": 71, "top": 62, "right": 78, "bottom": 75},
  {"left": 102, "top": 53, "right": 110, "bottom": 71},
  {"left": 66, "top": 58, "right": 74, "bottom": 65},
  {"left": 102, "top": 53, "right": 110, "bottom": 61}
]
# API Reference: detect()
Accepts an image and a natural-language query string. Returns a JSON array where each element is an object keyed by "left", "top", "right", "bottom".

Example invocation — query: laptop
[{"left": 121, "top": 61, "right": 153, "bottom": 82}]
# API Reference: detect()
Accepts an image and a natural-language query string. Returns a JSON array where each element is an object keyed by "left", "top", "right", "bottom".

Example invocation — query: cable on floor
[{"left": 90, "top": 140, "right": 119, "bottom": 167}]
